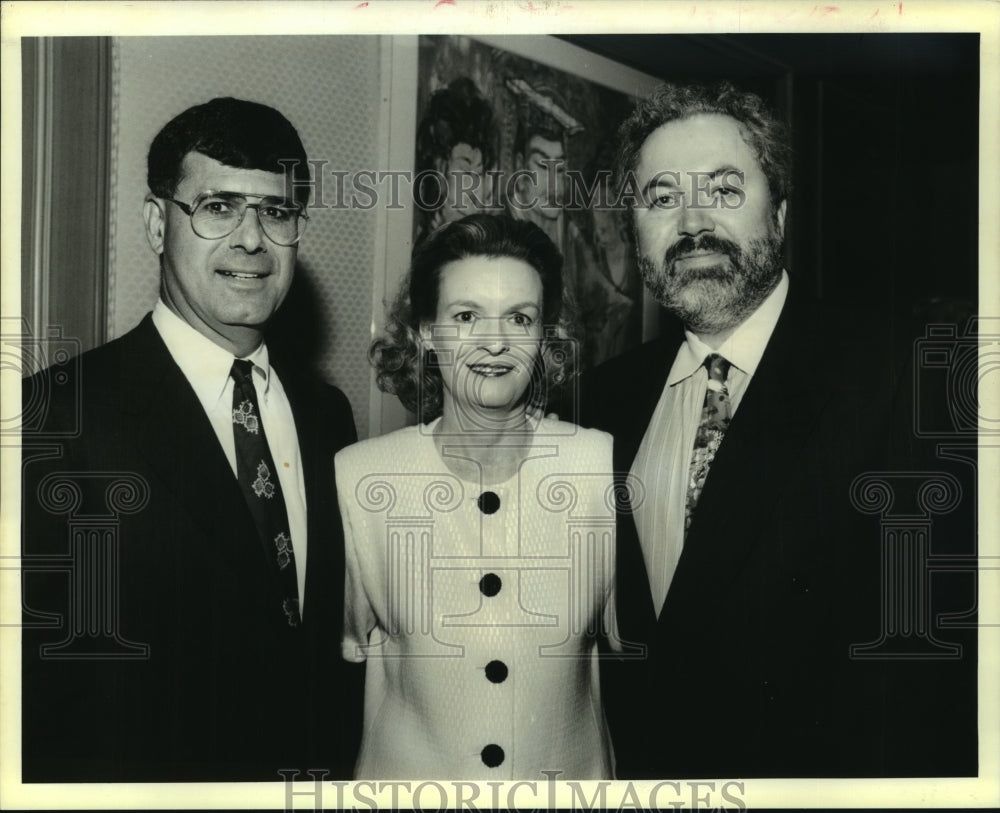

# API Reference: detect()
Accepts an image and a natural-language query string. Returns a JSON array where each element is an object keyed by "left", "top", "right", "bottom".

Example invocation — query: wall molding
[{"left": 21, "top": 37, "right": 112, "bottom": 355}]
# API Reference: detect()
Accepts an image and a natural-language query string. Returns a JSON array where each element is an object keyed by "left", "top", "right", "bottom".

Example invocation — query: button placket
[{"left": 472, "top": 483, "right": 515, "bottom": 773}]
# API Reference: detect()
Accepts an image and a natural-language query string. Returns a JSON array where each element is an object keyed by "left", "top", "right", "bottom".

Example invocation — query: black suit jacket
[
  {"left": 21, "top": 315, "right": 362, "bottom": 782},
  {"left": 582, "top": 286, "right": 977, "bottom": 778}
]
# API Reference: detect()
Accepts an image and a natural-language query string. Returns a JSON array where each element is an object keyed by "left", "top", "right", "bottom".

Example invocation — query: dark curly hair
[
  {"left": 371, "top": 213, "right": 574, "bottom": 422},
  {"left": 147, "top": 97, "right": 311, "bottom": 205},
  {"left": 613, "top": 81, "right": 792, "bottom": 233}
]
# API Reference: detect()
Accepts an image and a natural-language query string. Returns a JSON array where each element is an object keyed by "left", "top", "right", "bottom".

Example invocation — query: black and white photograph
[
  {"left": 1, "top": 1, "right": 997, "bottom": 810},
  {"left": 412, "top": 34, "right": 649, "bottom": 368}
]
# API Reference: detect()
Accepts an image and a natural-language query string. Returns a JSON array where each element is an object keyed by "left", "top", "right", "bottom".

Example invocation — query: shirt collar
[
  {"left": 151, "top": 299, "right": 271, "bottom": 407},
  {"left": 667, "top": 270, "right": 789, "bottom": 386}
]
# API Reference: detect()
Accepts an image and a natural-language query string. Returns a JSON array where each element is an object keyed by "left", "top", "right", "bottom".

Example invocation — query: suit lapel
[
  {"left": 603, "top": 332, "right": 683, "bottom": 646},
  {"left": 123, "top": 317, "right": 265, "bottom": 569},
  {"left": 613, "top": 333, "right": 683, "bottom": 474},
  {"left": 271, "top": 360, "right": 359, "bottom": 635},
  {"left": 659, "top": 291, "right": 835, "bottom": 628},
  {"left": 275, "top": 368, "right": 325, "bottom": 615}
]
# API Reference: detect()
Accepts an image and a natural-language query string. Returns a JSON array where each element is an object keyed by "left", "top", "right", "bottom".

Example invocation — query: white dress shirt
[
  {"left": 151, "top": 300, "right": 309, "bottom": 609},
  {"left": 629, "top": 271, "right": 789, "bottom": 615}
]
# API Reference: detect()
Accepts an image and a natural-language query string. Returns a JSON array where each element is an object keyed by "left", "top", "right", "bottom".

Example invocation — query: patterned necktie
[
  {"left": 684, "top": 353, "right": 732, "bottom": 533},
  {"left": 230, "top": 359, "right": 300, "bottom": 627}
]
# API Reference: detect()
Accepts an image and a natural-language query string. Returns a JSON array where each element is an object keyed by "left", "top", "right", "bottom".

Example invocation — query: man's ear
[
  {"left": 775, "top": 199, "right": 788, "bottom": 241},
  {"left": 143, "top": 195, "right": 166, "bottom": 255}
]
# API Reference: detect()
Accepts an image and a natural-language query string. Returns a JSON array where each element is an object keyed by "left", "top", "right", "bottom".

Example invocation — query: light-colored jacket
[{"left": 336, "top": 417, "right": 617, "bottom": 779}]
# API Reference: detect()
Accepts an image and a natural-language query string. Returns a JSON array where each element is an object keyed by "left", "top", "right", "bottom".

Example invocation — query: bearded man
[{"left": 581, "top": 82, "right": 977, "bottom": 779}]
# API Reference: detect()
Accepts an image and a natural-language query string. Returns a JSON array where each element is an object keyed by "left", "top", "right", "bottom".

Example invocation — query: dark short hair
[
  {"left": 614, "top": 81, "right": 792, "bottom": 219},
  {"left": 371, "top": 212, "right": 573, "bottom": 421},
  {"left": 147, "top": 97, "right": 310, "bottom": 205}
]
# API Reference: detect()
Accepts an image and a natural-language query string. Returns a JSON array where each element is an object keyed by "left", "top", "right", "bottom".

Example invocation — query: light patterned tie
[
  {"left": 684, "top": 353, "right": 732, "bottom": 533},
  {"left": 231, "top": 359, "right": 300, "bottom": 627}
]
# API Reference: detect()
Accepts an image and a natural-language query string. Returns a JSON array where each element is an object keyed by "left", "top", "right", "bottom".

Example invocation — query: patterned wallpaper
[{"left": 109, "top": 36, "right": 382, "bottom": 438}]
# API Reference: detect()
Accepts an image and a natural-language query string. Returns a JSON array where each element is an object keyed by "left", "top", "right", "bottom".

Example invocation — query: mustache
[{"left": 662, "top": 234, "right": 741, "bottom": 272}]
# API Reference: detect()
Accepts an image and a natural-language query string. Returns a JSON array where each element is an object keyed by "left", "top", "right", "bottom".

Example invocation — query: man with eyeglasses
[{"left": 22, "top": 97, "right": 361, "bottom": 781}]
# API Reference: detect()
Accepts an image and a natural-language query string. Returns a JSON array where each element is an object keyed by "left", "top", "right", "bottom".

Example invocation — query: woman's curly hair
[{"left": 370, "top": 213, "right": 576, "bottom": 422}]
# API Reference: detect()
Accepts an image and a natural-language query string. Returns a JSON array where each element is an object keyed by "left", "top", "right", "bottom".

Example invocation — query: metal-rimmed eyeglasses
[{"left": 166, "top": 191, "right": 308, "bottom": 246}]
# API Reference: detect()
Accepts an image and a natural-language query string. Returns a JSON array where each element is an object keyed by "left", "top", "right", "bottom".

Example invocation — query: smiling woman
[
  {"left": 422, "top": 255, "right": 544, "bottom": 436},
  {"left": 373, "top": 213, "right": 572, "bottom": 429},
  {"left": 334, "top": 213, "right": 622, "bottom": 779}
]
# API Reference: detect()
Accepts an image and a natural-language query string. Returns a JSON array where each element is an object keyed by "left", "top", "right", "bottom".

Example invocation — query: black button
[
  {"left": 477, "top": 491, "right": 501, "bottom": 514},
  {"left": 479, "top": 573, "right": 501, "bottom": 597},
  {"left": 481, "top": 743, "right": 504, "bottom": 767},
  {"left": 485, "top": 660, "right": 508, "bottom": 683}
]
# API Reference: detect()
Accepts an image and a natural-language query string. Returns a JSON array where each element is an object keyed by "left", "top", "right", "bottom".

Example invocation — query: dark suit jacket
[
  {"left": 21, "top": 315, "right": 362, "bottom": 782},
  {"left": 582, "top": 285, "right": 977, "bottom": 778}
]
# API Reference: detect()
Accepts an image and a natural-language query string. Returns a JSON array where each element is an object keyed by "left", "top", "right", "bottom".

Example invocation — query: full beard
[{"left": 638, "top": 232, "right": 784, "bottom": 334}]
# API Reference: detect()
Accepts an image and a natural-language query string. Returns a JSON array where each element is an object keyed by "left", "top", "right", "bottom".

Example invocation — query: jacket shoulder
[
  {"left": 21, "top": 319, "right": 158, "bottom": 437},
  {"left": 24, "top": 319, "right": 154, "bottom": 385},
  {"left": 536, "top": 418, "right": 613, "bottom": 463},
  {"left": 576, "top": 336, "right": 678, "bottom": 432},
  {"left": 335, "top": 425, "right": 423, "bottom": 473},
  {"left": 297, "top": 377, "right": 355, "bottom": 426}
]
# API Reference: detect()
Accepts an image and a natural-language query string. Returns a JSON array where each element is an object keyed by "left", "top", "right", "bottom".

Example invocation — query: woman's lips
[{"left": 467, "top": 362, "right": 514, "bottom": 377}]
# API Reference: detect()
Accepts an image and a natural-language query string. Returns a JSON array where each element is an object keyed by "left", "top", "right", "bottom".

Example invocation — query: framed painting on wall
[{"left": 372, "top": 34, "right": 660, "bottom": 435}]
